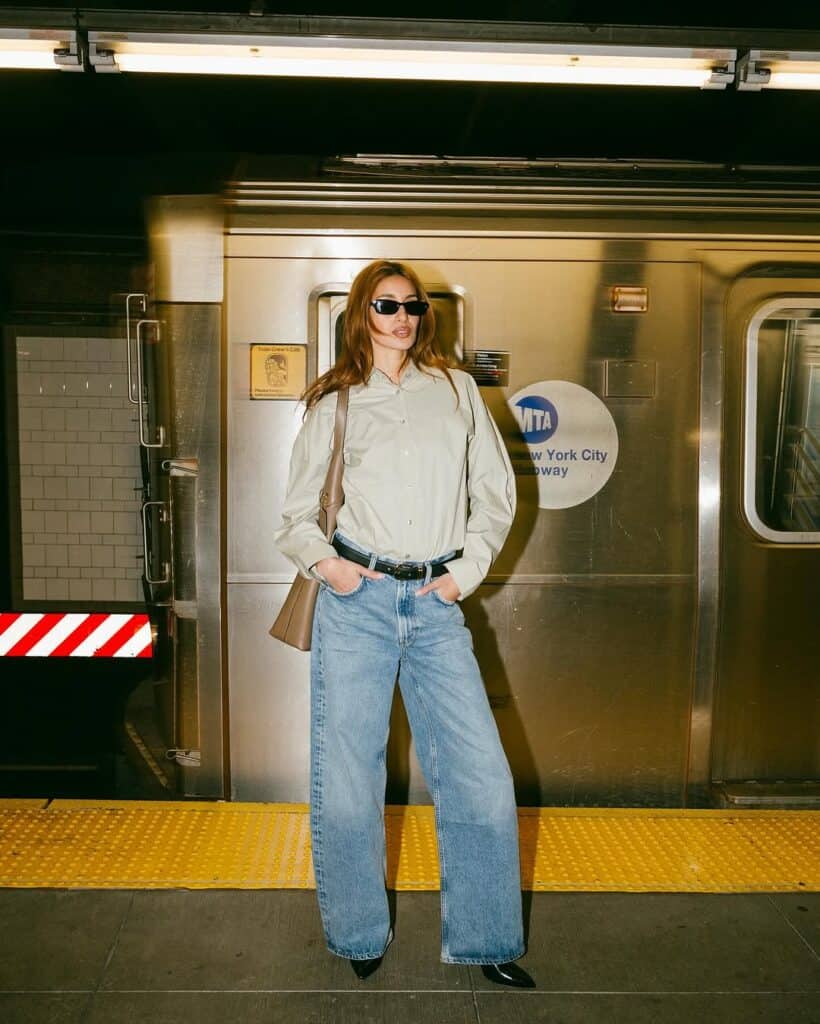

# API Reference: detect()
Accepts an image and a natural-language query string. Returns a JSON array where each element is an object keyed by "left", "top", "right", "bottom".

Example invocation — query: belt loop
[
  {"left": 423, "top": 562, "right": 433, "bottom": 585},
  {"left": 368, "top": 552, "right": 378, "bottom": 570}
]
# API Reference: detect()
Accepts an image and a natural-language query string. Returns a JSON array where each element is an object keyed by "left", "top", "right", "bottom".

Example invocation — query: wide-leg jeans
[{"left": 309, "top": 544, "right": 525, "bottom": 965}]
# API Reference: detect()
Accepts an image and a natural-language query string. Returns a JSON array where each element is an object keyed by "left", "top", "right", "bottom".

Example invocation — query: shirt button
[
  {"left": 400, "top": 418, "right": 406, "bottom": 424},
  {"left": 408, "top": 519, "right": 413, "bottom": 525}
]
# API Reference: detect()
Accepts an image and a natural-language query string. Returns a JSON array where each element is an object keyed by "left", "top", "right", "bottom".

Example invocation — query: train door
[
  {"left": 225, "top": 256, "right": 465, "bottom": 801},
  {"left": 422, "top": 256, "right": 702, "bottom": 808},
  {"left": 714, "top": 272, "right": 820, "bottom": 805},
  {"left": 225, "top": 246, "right": 703, "bottom": 807}
]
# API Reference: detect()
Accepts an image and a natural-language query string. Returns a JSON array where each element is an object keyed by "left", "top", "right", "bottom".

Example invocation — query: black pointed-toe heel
[
  {"left": 480, "top": 961, "right": 535, "bottom": 988},
  {"left": 349, "top": 955, "right": 383, "bottom": 980}
]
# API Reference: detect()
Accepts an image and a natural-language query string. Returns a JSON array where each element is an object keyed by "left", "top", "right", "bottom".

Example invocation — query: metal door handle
[
  {"left": 135, "top": 319, "right": 166, "bottom": 448},
  {"left": 162, "top": 457, "right": 198, "bottom": 477},
  {"left": 125, "top": 293, "right": 146, "bottom": 405},
  {"left": 141, "top": 500, "right": 170, "bottom": 585}
]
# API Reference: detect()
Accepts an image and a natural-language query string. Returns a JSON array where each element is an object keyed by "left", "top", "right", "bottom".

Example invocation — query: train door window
[
  {"left": 745, "top": 300, "right": 820, "bottom": 541},
  {"left": 7, "top": 328, "right": 144, "bottom": 604},
  {"left": 313, "top": 287, "right": 465, "bottom": 371}
]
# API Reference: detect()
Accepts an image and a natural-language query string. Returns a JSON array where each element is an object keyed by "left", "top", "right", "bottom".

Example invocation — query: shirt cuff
[
  {"left": 297, "top": 540, "right": 339, "bottom": 579},
  {"left": 441, "top": 557, "right": 484, "bottom": 601}
]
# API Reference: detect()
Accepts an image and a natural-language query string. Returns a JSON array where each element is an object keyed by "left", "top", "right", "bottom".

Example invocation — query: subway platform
[{"left": 0, "top": 800, "right": 818, "bottom": 1023}]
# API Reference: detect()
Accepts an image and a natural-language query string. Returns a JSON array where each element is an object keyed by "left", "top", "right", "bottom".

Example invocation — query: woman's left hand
[{"left": 417, "top": 572, "right": 461, "bottom": 602}]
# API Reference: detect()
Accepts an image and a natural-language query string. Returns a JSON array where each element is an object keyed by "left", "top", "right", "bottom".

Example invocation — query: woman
[{"left": 274, "top": 259, "right": 534, "bottom": 988}]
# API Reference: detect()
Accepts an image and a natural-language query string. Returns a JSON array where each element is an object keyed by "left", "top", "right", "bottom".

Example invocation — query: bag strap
[{"left": 318, "top": 386, "right": 349, "bottom": 539}]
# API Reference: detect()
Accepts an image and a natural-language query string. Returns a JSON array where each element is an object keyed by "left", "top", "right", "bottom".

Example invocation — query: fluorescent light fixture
[
  {"left": 738, "top": 50, "right": 820, "bottom": 90},
  {"left": 0, "top": 27, "right": 81, "bottom": 71},
  {"left": 89, "top": 33, "right": 736, "bottom": 89}
]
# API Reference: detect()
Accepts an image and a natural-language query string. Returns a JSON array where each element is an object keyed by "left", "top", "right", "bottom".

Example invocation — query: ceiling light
[
  {"left": 88, "top": 33, "right": 736, "bottom": 89},
  {"left": 738, "top": 50, "right": 820, "bottom": 90},
  {"left": 0, "top": 28, "right": 82, "bottom": 71}
]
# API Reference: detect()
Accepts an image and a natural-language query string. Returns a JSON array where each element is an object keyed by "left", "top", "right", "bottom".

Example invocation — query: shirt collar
[{"left": 366, "top": 360, "right": 446, "bottom": 391}]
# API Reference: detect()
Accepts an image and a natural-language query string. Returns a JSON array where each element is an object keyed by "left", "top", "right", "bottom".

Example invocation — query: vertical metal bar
[
  {"left": 125, "top": 293, "right": 146, "bottom": 405},
  {"left": 770, "top": 319, "right": 796, "bottom": 514},
  {"left": 685, "top": 268, "right": 724, "bottom": 807},
  {"left": 135, "top": 319, "right": 166, "bottom": 449}
]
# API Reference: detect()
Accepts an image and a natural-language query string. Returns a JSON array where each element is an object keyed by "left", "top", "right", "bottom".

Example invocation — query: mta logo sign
[{"left": 513, "top": 395, "right": 558, "bottom": 444}]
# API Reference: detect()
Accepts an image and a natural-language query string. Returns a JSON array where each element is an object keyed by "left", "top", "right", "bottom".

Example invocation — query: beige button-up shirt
[{"left": 274, "top": 362, "right": 516, "bottom": 600}]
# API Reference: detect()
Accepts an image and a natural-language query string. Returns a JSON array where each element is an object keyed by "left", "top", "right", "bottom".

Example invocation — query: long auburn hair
[{"left": 301, "top": 259, "right": 458, "bottom": 411}]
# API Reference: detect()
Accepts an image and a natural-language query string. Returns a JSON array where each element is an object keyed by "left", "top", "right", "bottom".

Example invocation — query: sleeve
[
  {"left": 273, "top": 401, "right": 341, "bottom": 579},
  {"left": 443, "top": 375, "right": 517, "bottom": 601}
]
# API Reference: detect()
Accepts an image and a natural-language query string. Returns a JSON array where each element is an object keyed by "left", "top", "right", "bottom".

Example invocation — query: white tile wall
[{"left": 16, "top": 336, "right": 145, "bottom": 603}]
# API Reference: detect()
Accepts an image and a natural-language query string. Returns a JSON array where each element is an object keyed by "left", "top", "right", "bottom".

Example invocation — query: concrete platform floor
[{"left": 0, "top": 889, "right": 818, "bottom": 1023}]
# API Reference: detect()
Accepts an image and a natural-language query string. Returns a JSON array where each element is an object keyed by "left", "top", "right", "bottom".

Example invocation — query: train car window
[
  {"left": 745, "top": 301, "right": 820, "bottom": 542},
  {"left": 328, "top": 292, "right": 464, "bottom": 366}
]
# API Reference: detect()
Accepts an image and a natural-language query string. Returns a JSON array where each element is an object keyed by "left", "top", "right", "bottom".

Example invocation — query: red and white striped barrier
[{"left": 0, "top": 613, "right": 152, "bottom": 658}]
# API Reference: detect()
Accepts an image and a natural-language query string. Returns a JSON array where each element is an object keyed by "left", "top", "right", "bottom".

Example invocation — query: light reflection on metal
[{"left": 699, "top": 482, "right": 720, "bottom": 513}]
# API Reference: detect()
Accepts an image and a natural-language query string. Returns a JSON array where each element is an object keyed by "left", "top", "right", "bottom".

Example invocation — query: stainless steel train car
[{"left": 127, "top": 158, "right": 820, "bottom": 807}]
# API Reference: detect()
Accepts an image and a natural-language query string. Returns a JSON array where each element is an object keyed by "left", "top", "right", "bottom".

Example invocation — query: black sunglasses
[{"left": 370, "top": 299, "right": 430, "bottom": 316}]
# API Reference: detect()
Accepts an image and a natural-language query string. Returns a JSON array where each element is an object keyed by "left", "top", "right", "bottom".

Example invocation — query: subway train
[{"left": 5, "top": 156, "right": 819, "bottom": 807}]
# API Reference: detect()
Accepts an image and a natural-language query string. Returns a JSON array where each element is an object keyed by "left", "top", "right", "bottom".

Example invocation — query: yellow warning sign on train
[{"left": 250, "top": 344, "right": 306, "bottom": 400}]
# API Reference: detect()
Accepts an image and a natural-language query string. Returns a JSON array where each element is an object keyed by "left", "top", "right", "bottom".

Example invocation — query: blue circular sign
[{"left": 514, "top": 395, "right": 558, "bottom": 444}]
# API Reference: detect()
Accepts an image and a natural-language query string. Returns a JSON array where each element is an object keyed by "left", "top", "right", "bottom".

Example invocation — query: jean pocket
[
  {"left": 431, "top": 589, "right": 457, "bottom": 607},
  {"left": 324, "top": 575, "right": 367, "bottom": 598}
]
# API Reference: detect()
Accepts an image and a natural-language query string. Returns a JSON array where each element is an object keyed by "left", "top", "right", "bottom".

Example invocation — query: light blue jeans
[{"left": 309, "top": 532, "right": 525, "bottom": 965}]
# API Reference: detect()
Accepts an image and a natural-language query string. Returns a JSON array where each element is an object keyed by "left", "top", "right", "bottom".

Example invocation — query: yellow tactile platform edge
[{"left": 0, "top": 801, "right": 817, "bottom": 892}]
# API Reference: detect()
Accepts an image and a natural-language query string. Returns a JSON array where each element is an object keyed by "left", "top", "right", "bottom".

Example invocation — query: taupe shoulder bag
[{"left": 269, "top": 387, "right": 349, "bottom": 651}]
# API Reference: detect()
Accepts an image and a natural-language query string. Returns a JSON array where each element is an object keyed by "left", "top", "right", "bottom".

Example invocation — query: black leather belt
[{"left": 332, "top": 537, "right": 461, "bottom": 581}]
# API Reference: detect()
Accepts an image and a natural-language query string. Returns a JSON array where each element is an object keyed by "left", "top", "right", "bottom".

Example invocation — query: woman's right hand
[{"left": 314, "top": 557, "right": 385, "bottom": 595}]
